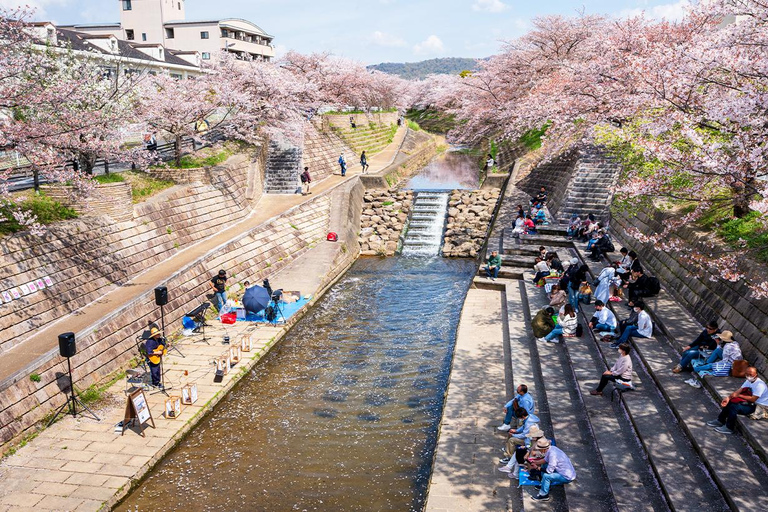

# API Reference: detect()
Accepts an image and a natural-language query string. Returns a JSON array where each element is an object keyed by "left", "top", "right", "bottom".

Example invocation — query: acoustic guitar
[{"left": 147, "top": 343, "right": 166, "bottom": 365}]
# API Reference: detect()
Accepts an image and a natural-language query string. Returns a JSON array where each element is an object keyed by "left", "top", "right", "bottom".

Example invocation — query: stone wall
[
  {"left": 146, "top": 167, "right": 207, "bottom": 184},
  {"left": 0, "top": 190, "right": 336, "bottom": 449},
  {"left": 319, "top": 112, "right": 399, "bottom": 130},
  {"left": 516, "top": 149, "right": 578, "bottom": 217},
  {"left": 0, "top": 153, "right": 262, "bottom": 354},
  {"left": 303, "top": 122, "right": 358, "bottom": 182},
  {"left": 443, "top": 189, "right": 500, "bottom": 258},
  {"left": 44, "top": 182, "right": 134, "bottom": 223},
  {"left": 612, "top": 208, "right": 768, "bottom": 375},
  {"left": 358, "top": 190, "right": 413, "bottom": 256}
]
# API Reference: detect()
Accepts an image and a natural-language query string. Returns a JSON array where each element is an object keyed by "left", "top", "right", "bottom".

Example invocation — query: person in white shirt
[
  {"left": 589, "top": 300, "right": 617, "bottom": 333},
  {"left": 529, "top": 438, "right": 576, "bottom": 502},
  {"left": 707, "top": 367, "right": 768, "bottom": 434},
  {"left": 539, "top": 304, "right": 578, "bottom": 344},
  {"left": 590, "top": 343, "right": 633, "bottom": 395},
  {"left": 533, "top": 257, "right": 551, "bottom": 284},
  {"left": 611, "top": 301, "right": 652, "bottom": 348}
]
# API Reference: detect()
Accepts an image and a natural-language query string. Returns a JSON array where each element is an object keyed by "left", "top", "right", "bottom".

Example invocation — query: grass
[
  {"left": 406, "top": 119, "right": 422, "bottom": 132},
  {"left": 0, "top": 194, "right": 78, "bottom": 236},
  {"left": 30, "top": 373, "right": 41, "bottom": 383},
  {"left": 695, "top": 199, "right": 768, "bottom": 262},
  {"left": 121, "top": 171, "right": 175, "bottom": 203},
  {"left": 93, "top": 173, "right": 125, "bottom": 184},
  {"left": 519, "top": 122, "right": 551, "bottom": 151},
  {"left": 152, "top": 145, "right": 233, "bottom": 170}
]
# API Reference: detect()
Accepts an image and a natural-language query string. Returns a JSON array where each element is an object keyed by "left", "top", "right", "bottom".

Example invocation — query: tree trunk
[
  {"left": 732, "top": 177, "right": 757, "bottom": 218},
  {"left": 33, "top": 169, "right": 40, "bottom": 192},
  {"left": 175, "top": 135, "right": 182, "bottom": 167}
]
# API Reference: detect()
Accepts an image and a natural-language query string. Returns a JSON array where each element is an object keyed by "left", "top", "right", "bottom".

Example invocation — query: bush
[
  {"left": 0, "top": 195, "right": 78, "bottom": 236},
  {"left": 93, "top": 173, "right": 125, "bottom": 184},
  {"left": 519, "top": 122, "right": 551, "bottom": 151},
  {"left": 406, "top": 119, "right": 421, "bottom": 131}
]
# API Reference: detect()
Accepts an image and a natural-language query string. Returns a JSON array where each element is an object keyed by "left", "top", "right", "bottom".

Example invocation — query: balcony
[{"left": 219, "top": 34, "right": 274, "bottom": 58}]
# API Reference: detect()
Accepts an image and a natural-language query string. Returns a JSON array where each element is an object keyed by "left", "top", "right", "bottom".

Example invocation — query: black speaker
[
  {"left": 154, "top": 286, "right": 168, "bottom": 306},
  {"left": 58, "top": 332, "right": 76, "bottom": 358}
]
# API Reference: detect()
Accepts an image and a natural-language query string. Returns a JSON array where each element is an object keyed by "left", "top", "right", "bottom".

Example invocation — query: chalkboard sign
[{"left": 122, "top": 389, "right": 155, "bottom": 437}]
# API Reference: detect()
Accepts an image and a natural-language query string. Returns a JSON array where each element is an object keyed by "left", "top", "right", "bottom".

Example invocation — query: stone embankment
[
  {"left": 358, "top": 190, "right": 413, "bottom": 256},
  {"left": 443, "top": 189, "right": 500, "bottom": 258}
]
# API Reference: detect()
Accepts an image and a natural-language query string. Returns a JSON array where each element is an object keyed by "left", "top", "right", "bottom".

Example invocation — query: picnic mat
[{"left": 244, "top": 298, "right": 310, "bottom": 323}]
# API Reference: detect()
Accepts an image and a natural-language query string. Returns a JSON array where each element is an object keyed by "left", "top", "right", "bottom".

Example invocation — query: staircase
[
  {"left": 264, "top": 140, "right": 302, "bottom": 194},
  {"left": 555, "top": 146, "right": 622, "bottom": 224},
  {"left": 402, "top": 192, "right": 449, "bottom": 256}
]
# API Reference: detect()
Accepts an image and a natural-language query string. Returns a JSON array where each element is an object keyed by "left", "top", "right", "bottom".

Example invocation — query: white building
[{"left": 62, "top": 0, "right": 275, "bottom": 63}]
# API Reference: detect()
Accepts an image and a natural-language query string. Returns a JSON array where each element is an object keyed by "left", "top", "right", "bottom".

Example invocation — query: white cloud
[
  {"left": 0, "top": 0, "right": 69, "bottom": 18},
  {"left": 472, "top": 0, "right": 509, "bottom": 13},
  {"left": 620, "top": 0, "right": 692, "bottom": 21},
  {"left": 368, "top": 30, "right": 406, "bottom": 48},
  {"left": 413, "top": 35, "right": 444, "bottom": 55}
]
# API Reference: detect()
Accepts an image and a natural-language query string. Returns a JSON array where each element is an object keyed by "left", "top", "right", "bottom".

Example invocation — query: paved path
[
  {"left": 0, "top": 126, "right": 408, "bottom": 385},
  {"left": 426, "top": 288, "right": 513, "bottom": 512}
]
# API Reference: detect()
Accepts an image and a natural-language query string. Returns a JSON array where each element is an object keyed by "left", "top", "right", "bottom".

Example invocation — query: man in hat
[
  {"left": 210, "top": 269, "right": 228, "bottom": 312},
  {"left": 673, "top": 320, "right": 719, "bottom": 373},
  {"left": 530, "top": 438, "right": 576, "bottom": 502},
  {"left": 144, "top": 326, "right": 166, "bottom": 388},
  {"left": 499, "top": 424, "right": 545, "bottom": 478}
]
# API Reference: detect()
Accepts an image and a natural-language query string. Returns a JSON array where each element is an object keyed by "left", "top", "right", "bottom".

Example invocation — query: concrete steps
[
  {"left": 575, "top": 247, "right": 768, "bottom": 511},
  {"left": 265, "top": 141, "right": 302, "bottom": 194}
]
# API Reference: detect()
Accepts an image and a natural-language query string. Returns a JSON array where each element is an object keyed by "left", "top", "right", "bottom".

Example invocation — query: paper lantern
[
  {"left": 240, "top": 335, "right": 253, "bottom": 352},
  {"left": 230, "top": 345, "right": 241, "bottom": 365},
  {"left": 181, "top": 383, "right": 198, "bottom": 405},
  {"left": 165, "top": 396, "right": 182, "bottom": 419}
]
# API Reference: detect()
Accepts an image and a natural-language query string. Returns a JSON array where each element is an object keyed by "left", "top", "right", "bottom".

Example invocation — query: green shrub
[
  {"left": 93, "top": 173, "right": 125, "bottom": 184},
  {"left": 406, "top": 119, "right": 421, "bottom": 131},
  {"left": 519, "top": 122, "right": 551, "bottom": 151},
  {"left": 123, "top": 172, "right": 175, "bottom": 203},
  {"left": 0, "top": 195, "right": 78, "bottom": 235},
  {"left": 30, "top": 373, "right": 41, "bottom": 383}
]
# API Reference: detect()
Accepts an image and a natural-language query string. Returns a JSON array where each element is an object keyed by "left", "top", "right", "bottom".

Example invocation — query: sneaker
[
  {"left": 498, "top": 466, "right": 512, "bottom": 473},
  {"left": 714, "top": 425, "right": 734, "bottom": 435},
  {"left": 508, "top": 471, "right": 519, "bottom": 480},
  {"left": 672, "top": 365, "right": 683, "bottom": 374},
  {"left": 706, "top": 420, "right": 724, "bottom": 428},
  {"left": 531, "top": 494, "right": 550, "bottom": 502},
  {"left": 546, "top": 338, "right": 560, "bottom": 343},
  {"left": 536, "top": 337, "right": 547, "bottom": 343},
  {"left": 499, "top": 457, "right": 511, "bottom": 464},
  {"left": 609, "top": 343, "right": 620, "bottom": 349},
  {"left": 497, "top": 424, "right": 511, "bottom": 432},
  {"left": 685, "top": 378, "right": 702, "bottom": 389},
  {"left": 590, "top": 390, "right": 602, "bottom": 396},
  {"left": 491, "top": 277, "right": 497, "bottom": 281}
]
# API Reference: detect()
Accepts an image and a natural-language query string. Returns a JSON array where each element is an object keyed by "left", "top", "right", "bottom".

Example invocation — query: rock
[
  {"left": 371, "top": 215, "right": 382, "bottom": 223},
  {"left": 397, "top": 213, "right": 408, "bottom": 223},
  {"left": 369, "top": 235, "right": 381, "bottom": 243},
  {"left": 360, "top": 227, "right": 374, "bottom": 237},
  {"left": 385, "top": 241, "right": 398, "bottom": 252},
  {"left": 448, "top": 207, "right": 459, "bottom": 217},
  {"left": 363, "top": 208, "right": 375, "bottom": 216}
]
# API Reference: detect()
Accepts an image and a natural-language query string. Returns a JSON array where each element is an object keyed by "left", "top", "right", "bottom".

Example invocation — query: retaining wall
[
  {"left": 612, "top": 208, "right": 768, "bottom": 375},
  {"left": 44, "top": 182, "right": 134, "bottom": 223},
  {"left": 319, "top": 112, "right": 398, "bottom": 130}
]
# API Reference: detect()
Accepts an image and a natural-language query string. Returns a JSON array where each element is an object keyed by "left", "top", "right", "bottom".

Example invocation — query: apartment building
[{"left": 62, "top": 0, "right": 275, "bottom": 63}]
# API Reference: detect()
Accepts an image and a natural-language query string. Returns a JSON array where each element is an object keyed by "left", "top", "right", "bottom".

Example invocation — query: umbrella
[{"left": 243, "top": 285, "right": 271, "bottom": 314}]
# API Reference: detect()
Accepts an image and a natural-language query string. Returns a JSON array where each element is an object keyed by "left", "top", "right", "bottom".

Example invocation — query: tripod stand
[
  {"left": 47, "top": 355, "right": 100, "bottom": 426},
  {"left": 268, "top": 299, "right": 287, "bottom": 325},
  {"left": 188, "top": 302, "right": 211, "bottom": 345},
  {"left": 149, "top": 355, "right": 171, "bottom": 397}
]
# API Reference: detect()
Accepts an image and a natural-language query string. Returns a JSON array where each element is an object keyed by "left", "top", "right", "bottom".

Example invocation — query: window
[
  {"left": 159, "top": 48, "right": 164, "bottom": 59},
  {"left": 202, "top": 52, "right": 211, "bottom": 60},
  {"left": 122, "top": 0, "right": 132, "bottom": 10},
  {"left": 221, "top": 29, "right": 228, "bottom": 38},
  {"left": 178, "top": 2, "right": 181, "bottom": 9},
  {"left": 125, "top": 29, "right": 134, "bottom": 41},
  {"left": 165, "top": 27, "right": 175, "bottom": 39},
  {"left": 142, "top": 33, "right": 147, "bottom": 41},
  {"left": 201, "top": 31, "right": 209, "bottom": 39}
]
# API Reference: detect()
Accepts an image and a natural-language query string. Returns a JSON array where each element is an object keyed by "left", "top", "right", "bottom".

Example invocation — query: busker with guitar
[{"left": 144, "top": 326, "right": 166, "bottom": 388}]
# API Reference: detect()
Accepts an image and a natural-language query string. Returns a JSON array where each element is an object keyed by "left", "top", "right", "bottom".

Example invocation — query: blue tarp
[{"left": 244, "top": 298, "right": 309, "bottom": 323}]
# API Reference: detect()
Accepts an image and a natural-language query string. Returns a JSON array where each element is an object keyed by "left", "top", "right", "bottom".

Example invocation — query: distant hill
[{"left": 368, "top": 58, "right": 478, "bottom": 80}]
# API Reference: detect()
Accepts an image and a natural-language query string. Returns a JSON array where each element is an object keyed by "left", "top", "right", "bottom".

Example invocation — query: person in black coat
[{"left": 625, "top": 269, "right": 651, "bottom": 306}]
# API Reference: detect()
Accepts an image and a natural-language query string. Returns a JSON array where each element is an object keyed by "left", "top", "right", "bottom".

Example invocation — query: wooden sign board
[
  {"left": 165, "top": 396, "right": 182, "bottom": 419},
  {"left": 122, "top": 389, "right": 155, "bottom": 437},
  {"left": 181, "top": 383, "right": 198, "bottom": 405}
]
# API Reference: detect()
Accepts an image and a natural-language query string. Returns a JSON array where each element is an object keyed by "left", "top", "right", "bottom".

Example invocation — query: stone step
[{"left": 575, "top": 247, "right": 768, "bottom": 512}]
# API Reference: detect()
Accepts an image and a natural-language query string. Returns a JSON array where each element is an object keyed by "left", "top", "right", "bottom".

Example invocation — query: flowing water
[
  {"left": 117, "top": 257, "right": 476, "bottom": 512},
  {"left": 401, "top": 192, "right": 450, "bottom": 256}
]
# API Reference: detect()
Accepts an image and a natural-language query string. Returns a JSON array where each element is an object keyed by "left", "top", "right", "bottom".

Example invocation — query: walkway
[{"left": 0, "top": 126, "right": 408, "bottom": 385}]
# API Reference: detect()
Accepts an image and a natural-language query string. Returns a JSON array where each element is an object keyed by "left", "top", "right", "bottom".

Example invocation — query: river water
[{"left": 117, "top": 256, "right": 476, "bottom": 512}]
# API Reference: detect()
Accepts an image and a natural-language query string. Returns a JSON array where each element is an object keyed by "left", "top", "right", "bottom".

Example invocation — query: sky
[{"left": 4, "top": 0, "right": 695, "bottom": 64}]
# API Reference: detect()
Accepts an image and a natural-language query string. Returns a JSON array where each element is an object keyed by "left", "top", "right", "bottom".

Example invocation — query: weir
[{"left": 402, "top": 192, "right": 449, "bottom": 256}]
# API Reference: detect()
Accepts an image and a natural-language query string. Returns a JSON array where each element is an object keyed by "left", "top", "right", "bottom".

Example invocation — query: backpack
[
  {"left": 265, "top": 306, "right": 276, "bottom": 322},
  {"left": 300, "top": 173, "right": 308, "bottom": 183},
  {"left": 646, "top": 276, "right": 661, "bottom": 296},
  {"left": 575, "top": 323, "right": 584, "bottom": 337}
]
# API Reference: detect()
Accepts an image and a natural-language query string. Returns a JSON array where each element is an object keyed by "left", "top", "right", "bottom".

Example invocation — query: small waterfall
[{"left": 402, "top": 192, "right": 449, "bottom": 256}]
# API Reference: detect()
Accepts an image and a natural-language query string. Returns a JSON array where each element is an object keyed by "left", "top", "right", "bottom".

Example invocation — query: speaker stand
[{"left": 47, "top": 356, "right": 100, "bottom": 426}]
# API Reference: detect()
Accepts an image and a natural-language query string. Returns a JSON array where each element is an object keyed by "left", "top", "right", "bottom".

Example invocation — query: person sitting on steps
[
  {"left": 529, "top": 438, "right": 577, "bottom": 502},
  {"left": 484, "top": 250, "right": 502, "bottom": 281},
  {"left": 524, "top": 214, "right": 537, "bottom": 234},
  {"left": 611, "top": 301, "right": 652, "bottom": 348},
  {"left": 502, "top": 408, "right": 541, "bottom": 462},
  {"left": 498, "top": 424, "right": 545, "bottom": 478},
  {"left": 547, "top": 252, "right": 564, "bottom": 273},
  {"left": 590, "top": 300, "right": 617, "bottom": 334},
  {"left": 532, "top": 186, "right": 548, "bottom": 205},
  {"left": 567, "top": 213, "right": 581, "bottom": 240},
  {"left": 533, "top": 256, "right": 551, "bottom": 285},
  {"left": 692, "top": 331, "right": 742, "bottom": 378},
  {"left": 548, "top": 284, "right": 567, "bottom": 309},
  {"left": 672, "top": 320, "right": 719, "bottom": 374},
  {"left": 617, "top": 249, "right": 642, "bottom": 283},
  {"left": 532, "top": 306, "right": 557, "bottom": 339},
  {"left": 624, "top": 268, "right": 651, "bottom": 306},
  {"left": 590, "top": 230, "right": 614, "bottom": 262},
  {"left": 590, "top": 343, "right": 633, "bottom": 396},
  {"left": 539, "top": 304, "right": 578, "bottom": 344},
  {"left": 498, "top": 384, "right": 535, "bottom": 431},
  {"left": 707, "top": 367, "right": 768, "bottom": 434}
]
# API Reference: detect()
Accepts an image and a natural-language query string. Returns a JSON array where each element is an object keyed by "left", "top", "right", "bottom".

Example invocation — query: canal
[{"left": 117, "top": 152, "right": 482, "bottom": 511}]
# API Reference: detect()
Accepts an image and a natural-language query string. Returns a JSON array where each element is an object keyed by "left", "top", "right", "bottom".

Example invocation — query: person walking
[
  {"left": 360, "top": 151, "right": 369, "bottom": 173},
  {"left": 210, "top": 269, "right": 228, "bottom": 312},
  {"left": 300, "top": 166, "right": 312, "bottom": 195},
  {"left": 338, "top": 154, "right": 347, "bottom": 177}
]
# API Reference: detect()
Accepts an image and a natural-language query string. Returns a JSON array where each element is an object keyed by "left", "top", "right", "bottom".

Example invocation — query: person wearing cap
[
  {"left": 144, "top": 326, "right": 166, "bottom": 388},
  {"left": 503, "top": 408, "right": 540, "bottom": 460},
  {"left": 210, "top": 269, "right": 228, "bottom": 312},
  {"left": 707, "top": 367, "right": 768, "bottom": 435},
  {"left": 529, "top": 438, "right": 577, "bottom": 502},
  {"left": 499, "top": 384, "right": 535, "bottom": 431},
  {"left": 692, "top": 331, "right": 742, "bottom": 378},
  {"left": 673, "top": 320, "right": 719, "bottom": 373},
  {"left": 590, "top": 343, "right": 632, "bottom": 396},
  {"left": 499, "top": 424, "right": 545, "bottom": 478}
]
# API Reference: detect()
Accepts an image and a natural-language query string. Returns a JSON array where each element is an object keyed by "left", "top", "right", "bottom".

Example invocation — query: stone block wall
[
  {"left": 44, "top": 182, "right": 134, "bottom": 223},
  {"left": 146, "top": 167, "right": 207, "bottom": 184},
  {"left": 516, "top": 149, "right": 578, "bottom": 216},
  {"left": 443, "top": 189, "right": 501, "bottom": 258},
  {"left": 319, "top": 112, "right": 398, "bottom": 130},
  {"left": 303, "top": 123, "right": 358, "bottom": 182},
  {"left": 359, "top": 190, "right": 413, "bottom": 256},
  {"left": 0, "top": 192, "right": 333, "bottom": 450},
  {"left": 612, "top": 208, "right": 768, "bottom": 375},
  {"left": 0, "top": 154, "right": 261, "bottom": 354}
]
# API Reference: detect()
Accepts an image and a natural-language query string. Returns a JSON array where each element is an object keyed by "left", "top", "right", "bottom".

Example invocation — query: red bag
[
  {"left": 221, "top": 312, "right": 237, "bottom": 325},
  {"left": 327, "top": 232, "right": 338, "bottom": 242},
  {"left": 730, "top": 387, "right": 752, "bottom": 403}
]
